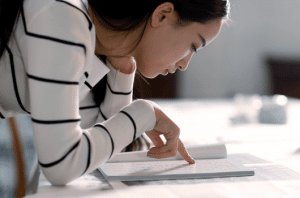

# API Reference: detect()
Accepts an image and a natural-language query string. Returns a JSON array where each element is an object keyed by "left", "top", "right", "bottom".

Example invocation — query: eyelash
[{"left": 192, "top": 44, "right": 197, "bottom": 53}]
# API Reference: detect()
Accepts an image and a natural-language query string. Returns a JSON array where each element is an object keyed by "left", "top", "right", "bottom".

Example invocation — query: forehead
[{"left": 188, "top": 19, "right": 223, "bottom": 45}]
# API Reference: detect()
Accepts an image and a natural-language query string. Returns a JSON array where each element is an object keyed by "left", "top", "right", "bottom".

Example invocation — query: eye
[{"left": 191, "top": 44, "right": 198, "bottom": 53}]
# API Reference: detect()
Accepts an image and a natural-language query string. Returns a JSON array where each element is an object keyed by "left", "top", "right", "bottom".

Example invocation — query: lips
[
  {"left": 162, "top": 69, "right": 168, "bottom": 76},
  {"left": 162, "top": 68, "right": 176, "bottom": 76},
  {"left": 168, "top": 68, "right": 176, "bottom": 74},
  {"left": 169, "top": 70, "right": 176, "bottom": 74}
]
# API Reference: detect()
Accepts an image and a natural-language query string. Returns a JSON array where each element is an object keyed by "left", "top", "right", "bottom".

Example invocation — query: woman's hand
[
  {"left": 145, "top": 101, "right": 195, "bottom": 164},
  {"left": 107, "top": 56, "right": 194, "bottom": 164},
  {"left": 106, "top": 56, "right": 136, "bottom": 74}
]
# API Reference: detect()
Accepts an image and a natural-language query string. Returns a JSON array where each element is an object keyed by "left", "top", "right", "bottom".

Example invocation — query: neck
[{"left": 88, "top": 5, "right": 145, "bottom": 58}]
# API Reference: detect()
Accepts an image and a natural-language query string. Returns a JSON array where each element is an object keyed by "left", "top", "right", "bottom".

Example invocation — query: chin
[
  {"left": 146, "top": 74, "right": 159, "bottom": 79},
  {"left": 142, "top": 74, "right": 158, "bottom": 79},
  {"left": 139, "top": 70, "right": 159, "bottom": 79},
  {"left": 136, "top": 61, "right": 161, "bottom": 79}
]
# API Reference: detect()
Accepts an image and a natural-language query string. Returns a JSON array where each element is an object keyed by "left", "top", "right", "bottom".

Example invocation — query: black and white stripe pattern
[
  {"left": 27, "top": 74, "right": 79, "bottom": 85},
  {"left": 39, "top": 139, "right": 81, "bottom": 168},
  {"left": 94, "top": 124, "right": 114, "bottom": 159},
  {"left": 79, "top": 105, "right": 98, "bottom": 110},
  {"left": 20, "top": 0, "right": 94, "bottom": 181},
  {"left": 31, "top": 118, "right": 81, "bottom": 125},
  {"left": 20, "top": 5, "right": 87, "bottom": 55},
  {"left": 106, "top": 82, "right": 132, "bottom": 95},
  {"left": 6, "top": 46, "right": 30, "bottom": 114},
  {"left": 99, "top": 107, "right": 108, "bottom": 121},
  {"left": 83, "top": 71, "right": 93, "bottom": 89},
  {"left": 84, "top": 81, "right": 93, "bottom": 89},
  {"left": 0, "top": 0, "right": 156, "bottom": 186},
  {"left": 81, "top": 133, "right": 91, "bottom": 175},
  {"left": 120, "top": 111, "right": 137, "bottom": 140}
]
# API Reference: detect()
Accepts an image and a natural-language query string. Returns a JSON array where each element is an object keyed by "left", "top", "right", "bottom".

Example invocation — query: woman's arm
[
  {"left": 20, "top": 1, "right": 156, "bottom": 185},
  {"left": 98, "top": 59, "right": 135, "bottom": 121}
]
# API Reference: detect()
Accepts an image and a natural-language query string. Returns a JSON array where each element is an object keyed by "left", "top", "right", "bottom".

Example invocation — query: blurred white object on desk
[
  {"left": 230, "top": 94, "right": 288, "bottom": 125},
  {"left": 258, "top": 95, "right": 288, "bottom": 124},
  {"left": 230, "top": 94, "right": 263, "bottom": 124}
]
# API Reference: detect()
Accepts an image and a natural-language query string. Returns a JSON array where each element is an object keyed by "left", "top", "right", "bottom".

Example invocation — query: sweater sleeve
[
  {"left": 98, "top": 61, "right": 135, "bottom": 121},
  {"left": 20, "top": 2, "right": 156, "bottom": 186}
]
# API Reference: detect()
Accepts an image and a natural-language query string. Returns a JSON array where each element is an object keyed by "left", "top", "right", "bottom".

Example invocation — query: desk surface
[{"left": 27, "top": 98, "right": 300, "bottom": 198}]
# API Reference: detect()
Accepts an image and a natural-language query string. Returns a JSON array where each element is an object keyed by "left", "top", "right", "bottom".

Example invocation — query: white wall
[{"left": 179, "top": 0, "right": 300, "bottom": 98}]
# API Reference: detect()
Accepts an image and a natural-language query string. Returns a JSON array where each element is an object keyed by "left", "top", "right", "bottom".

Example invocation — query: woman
[{"left": 0, "top": 0, "right": 230, "bottom": 194}]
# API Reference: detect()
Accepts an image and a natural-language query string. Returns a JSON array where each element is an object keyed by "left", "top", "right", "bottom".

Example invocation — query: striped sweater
[{"left": 0, "top": 0, "right": 156, "bottom": 185}]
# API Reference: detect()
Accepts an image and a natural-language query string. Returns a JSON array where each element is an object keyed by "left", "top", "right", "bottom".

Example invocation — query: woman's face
[{"left": 132, "top": 4, "right": 223, "bottom": 78}]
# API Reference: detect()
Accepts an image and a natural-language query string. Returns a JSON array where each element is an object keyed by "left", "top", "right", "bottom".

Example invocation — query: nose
[
  {"left": 176, "top": 53, "right": 193, "bottom": 71},
  {"left": 177, "top": 63, "right": 188, "bottom": 71}
]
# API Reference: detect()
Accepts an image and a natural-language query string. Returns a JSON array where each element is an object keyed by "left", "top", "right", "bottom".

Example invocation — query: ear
[{"left": 151, "top": 2, "right": 175, "bottom": 28}]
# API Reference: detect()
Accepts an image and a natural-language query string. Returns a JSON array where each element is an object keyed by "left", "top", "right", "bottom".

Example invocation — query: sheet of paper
[
  {"left": 99, "top": 158, "right": 254, "bottom": 181},
  {"left": 108, "top": 143, "right": 227, "bottom": 163}
]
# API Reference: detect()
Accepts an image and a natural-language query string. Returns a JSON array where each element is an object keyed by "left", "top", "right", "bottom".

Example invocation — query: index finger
[{"left": 177, "top": 139, "right": 195, "bottom": 164}]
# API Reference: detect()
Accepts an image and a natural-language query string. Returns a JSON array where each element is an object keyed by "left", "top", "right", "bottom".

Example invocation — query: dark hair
[
  {"left": 0, "top": 0, "right": 230, "bottom": 62},
  {"left": 0, "top": 0, "right": 24, "bottom": 59},
  {"left": 88, "top": 0, "right": 230, "bottom": 31},
  {"left": 89, "top": 0, "right": 230, "bottom": 56}
]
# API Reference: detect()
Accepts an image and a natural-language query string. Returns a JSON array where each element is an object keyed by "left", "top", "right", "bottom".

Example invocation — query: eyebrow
[{"left": 199, "top": 34, "right": 206, "bottom": 47}]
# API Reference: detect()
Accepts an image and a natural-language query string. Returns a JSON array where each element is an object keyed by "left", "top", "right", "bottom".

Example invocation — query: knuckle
[
  {"left": 174, "top": 125, "right": 180, "bottom": 133},
  {"left": 123, "top": 56, "right": 136, "bottom": 67}
]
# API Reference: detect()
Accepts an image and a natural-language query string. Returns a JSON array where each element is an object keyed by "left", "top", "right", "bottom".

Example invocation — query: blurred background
[{"left": 138, "top": 0, "right": 300, "bottom": 99}]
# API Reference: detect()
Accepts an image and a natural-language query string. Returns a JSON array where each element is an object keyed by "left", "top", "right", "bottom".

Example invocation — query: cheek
[
  {"left": 166, "top": 38, "right": 191, "bottom": 61},
  {"left": 162, "top": 48, "right": 190, "bottom": 68},
  {"left": 135, "top": 35, "right": 190, "bottom": 77},
  {"left": 139, "top": 45, "right": 189, "bottom": 75},
  {"left": 135, "top": 51, "right": 161, "bottom": 78}
]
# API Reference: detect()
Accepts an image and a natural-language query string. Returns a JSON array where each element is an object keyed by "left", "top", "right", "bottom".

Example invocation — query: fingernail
[{"left": 189, "top": 158, "right": 195, "bottom": 164}]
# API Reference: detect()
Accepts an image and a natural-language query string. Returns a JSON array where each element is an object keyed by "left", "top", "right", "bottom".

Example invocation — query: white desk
[{"left": 27, "top": 98, "right": 300, "bottom": 198}]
